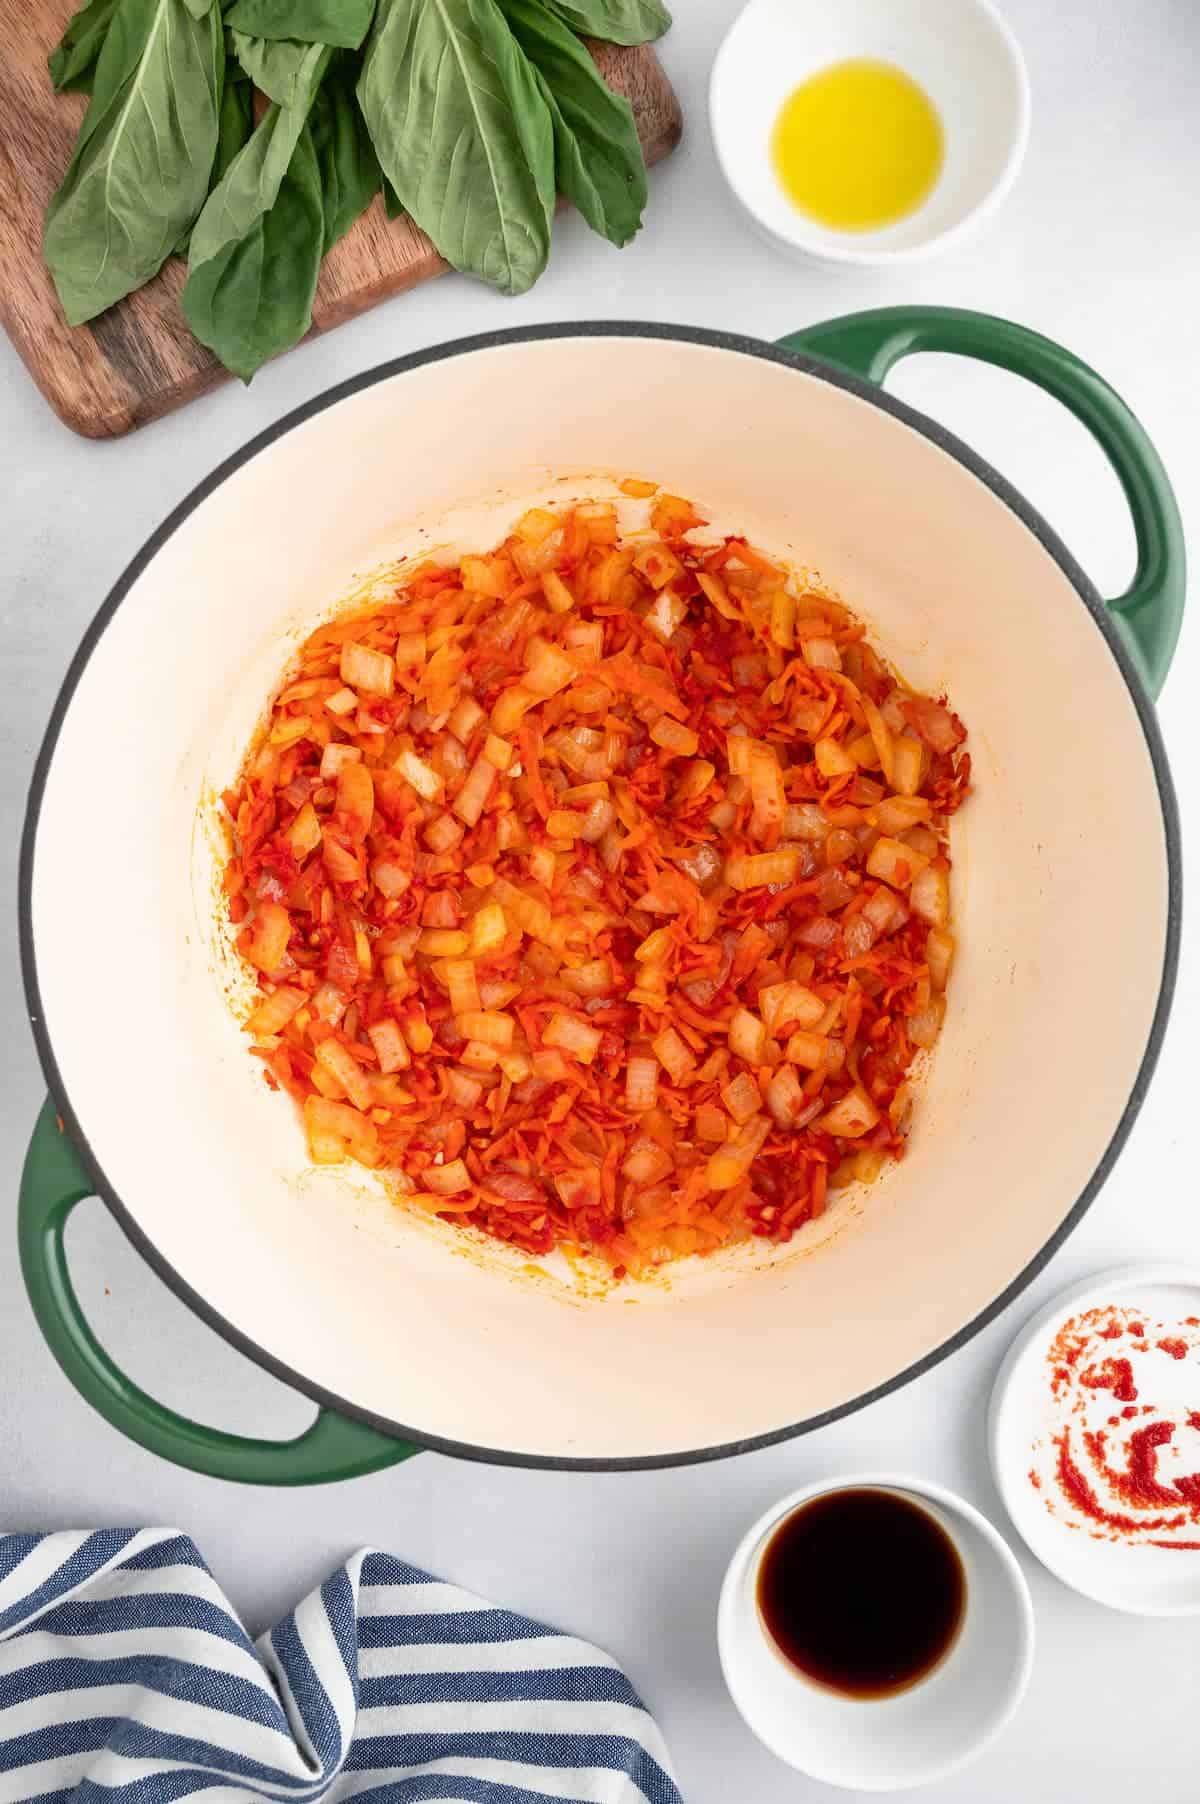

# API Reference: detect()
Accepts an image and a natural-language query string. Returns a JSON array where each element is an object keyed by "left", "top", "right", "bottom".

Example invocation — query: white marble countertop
[{"left": 3, "top": 1, "right": 1198, "bottom": 1796}]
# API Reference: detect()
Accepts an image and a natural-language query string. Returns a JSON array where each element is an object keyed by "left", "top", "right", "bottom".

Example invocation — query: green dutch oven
[{"left": 19, "top": 307, "right": 1184, "bottom": 1480}]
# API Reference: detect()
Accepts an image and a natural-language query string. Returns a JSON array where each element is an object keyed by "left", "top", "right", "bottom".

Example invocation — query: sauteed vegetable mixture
[{"left": 223, "top": 487, "right": 970, "bottom": 1276}]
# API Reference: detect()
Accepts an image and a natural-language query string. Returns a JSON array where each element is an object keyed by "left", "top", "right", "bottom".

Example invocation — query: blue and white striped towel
[{"left": 0, "top": 1530, "right": 683, "bottom": 1804}]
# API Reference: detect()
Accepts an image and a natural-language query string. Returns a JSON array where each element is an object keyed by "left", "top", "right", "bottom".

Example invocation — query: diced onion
[
  {"left": 728, "top": 1008, "right": 768, "bottom": 1066},
  {"left": 622, "top": 1135, "right": 673, "bottom": 1184},
  {"left": 547, "top": 809, "right": 587, "bottom": 839},
  {"left": 804, "top": 638, "right": 842, "bottom": 671},
  {"left": 926, "top": 927, "right": 955, "bottom": 989},
  {"left": 633, "top": 544, "right": 682, "bottom": 590},
  {"left": 706, "top": 1115, "right": 770, "bottom": 1190},
  {"left": 675, "top": 760, "right": 716, "bottom": 805},
  {"left": 625, "top": 1056, "right": 659, "bottom": 1112},
  {"left": 524, "top": 638, "right": 576, "bottom": 697},
  {"left": 785, "top": 1029, "right": 827, "bottom": 1071},
  {"left": 367, "top": 1018, "right": 410, "bottom": 1073},
  {"left": 814, "top": 737, "right": 856, "bottom": 779},
  {"left": 770, "top": 588, "right": 796, "bottom": 649},
  {"left": 758, "top": 981, "right": 824, "bottom": 1033},
  {"left": 448, "top": 696, "right": 485, "bottom": 743},
  {"left": 394, "top": 633, "right": 426, "bottom": 667},
  {"left": 453, "top": 755, "right": 497, "bottom": 826},
  {"left": 843, "top": 913, "right": 876, "bottom": 958},
  {"left": 419, "top": 928, "right": 469, "bottom": 956},
  {"left": 561, "top": 957, "right": 613, "bottom": 997},
  {"left": 315, "top": 1037, "right": 374, "bottom": 1111},
  {"left": 287, "top": 802, "right": 322, "bottom": 861},
  {"left": 542, "top": 569, "right": 576, "bottom": 613},
  {"left": 240, "top": 900, "right": 290, "bottom": 974},
  {"left": 652, "top": 1026, "right": 696, "bottom": 1084},
  {"left": 818, "top": 1086, "right": 880, "bottom": 1138},
  {"left": 463, "top": 903, "right": 505, "bottom": 958},
  {"left": 910, "top": 865, "right": 950, "bottom": 927},
  {"left": 726, "top": 850, "right": 800, "bottom": 891},
  {"left": 456, "top": 1009, "right": 514, "bottom": 1047},
  {"left": 866, "top": 835, "right": 929, "bottom": 889},
  {"left": 767, "top": 1063, "right": 806, "bottom": 1127},
  {"left": 320, "top": 743, "right": 361, "bottom": 780},
  {"left": 645, "top": 589, "right": 687, "bottom": 640},
  {"left": 244, "top": 984, "right": 306, "bottom": 1036},
  {"left": 891, "top": 734, "right": 925, "bottom": 796},
  {"left": 543, "top": 1011, "right": 603, "bottom": 1064},
  {"left": 858, "top": 690, "right": 895, "bottom": 784},
  {"left": 798, "top": 915, "right": 839, "bottom": 949},
  {"left": 425, "top": 813, "right": 465, "bottom": 854},
  {"left": 908, "top": 995, "right": 946, "bottom": 1048},
  {"left": 395, "top": 748, "right": 442, "bottom": 801},
  {"left": 578, "top": 797, "right": 616, "bottom": 843},
  {"left": 340, "top": 642, "right": 394, "bottom": 697},
  {"left": 694, "top": 1104, "right": 728, "bottom": 1142},
  {"left": 446, "top": 1068, "right": 484, "bottom": 1110},
  {"left": 784, "top": 802, "right": 830, "bottom": 842},
  {"left": 304, "top": 1096, "right": 379, "bottom": 1166},
  {"left": 650, "top": 717, "right": 699, "bottom": 757},
  {"left": 871, "top": 795, "right": 931, "bottom": 835},
  {"left": 426, "top": 1158, "right": 471, "bottom": 1195}
]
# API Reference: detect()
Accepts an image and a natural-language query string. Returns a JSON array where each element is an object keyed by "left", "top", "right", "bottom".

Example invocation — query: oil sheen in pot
[{"left": 757, "top": 1488, "right": 966, "bottom": 1698}]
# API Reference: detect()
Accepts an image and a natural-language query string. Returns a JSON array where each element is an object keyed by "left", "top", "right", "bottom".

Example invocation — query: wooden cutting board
[{"left": 0, "top": 5, "right": 682, "bottom": 439}]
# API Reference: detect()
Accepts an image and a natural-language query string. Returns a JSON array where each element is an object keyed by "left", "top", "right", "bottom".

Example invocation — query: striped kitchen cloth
[{"left": 0, "top": 1530, "right": 683, "bottom": 1804}]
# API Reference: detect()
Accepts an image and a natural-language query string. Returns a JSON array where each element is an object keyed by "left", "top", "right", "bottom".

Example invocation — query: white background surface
[{"left": 2, "top": 1, "right": 1198, "bottom": 1796}]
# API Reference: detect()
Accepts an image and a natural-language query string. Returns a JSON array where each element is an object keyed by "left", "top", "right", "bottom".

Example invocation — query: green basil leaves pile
[{"left": 44, "top": 0, "right": 670, "bottom": 380}]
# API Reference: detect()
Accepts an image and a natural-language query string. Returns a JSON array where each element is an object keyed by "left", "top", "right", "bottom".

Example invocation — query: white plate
[{"left": 989, "top": 1264, "right": 1200, "bottom": 1616}]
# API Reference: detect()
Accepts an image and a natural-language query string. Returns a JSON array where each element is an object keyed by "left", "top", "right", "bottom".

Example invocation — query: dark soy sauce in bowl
[{"left": 757, "top": 1487, "right": 967, "bottom": 1699}]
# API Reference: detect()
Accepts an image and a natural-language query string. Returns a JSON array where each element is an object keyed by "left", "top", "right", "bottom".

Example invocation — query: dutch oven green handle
[
  {"left": 779, "top": 306, "right": 1185, "bottom": 699},
  {"left": 20, "top": 1098, "right": 419, "bottom": 1484}
]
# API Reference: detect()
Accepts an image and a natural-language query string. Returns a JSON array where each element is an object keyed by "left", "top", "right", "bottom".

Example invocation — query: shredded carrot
[{"left": 223, "top": 490, "right": 971, "bottom": 1276}]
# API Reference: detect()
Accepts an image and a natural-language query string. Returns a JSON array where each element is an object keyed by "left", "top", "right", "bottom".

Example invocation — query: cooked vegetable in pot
[
  {"left": 43, "top": 0, "right": 668, "bottom": 379},
  {"left": 222, "top": 485, "right": 970, "bottom": 1276}
]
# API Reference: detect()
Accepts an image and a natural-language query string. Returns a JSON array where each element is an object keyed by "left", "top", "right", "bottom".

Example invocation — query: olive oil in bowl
[{"left": 771, "top": 58, "right": 944, "bottom": 232}]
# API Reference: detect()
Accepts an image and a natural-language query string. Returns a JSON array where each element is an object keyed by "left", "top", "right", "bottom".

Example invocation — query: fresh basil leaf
[
  {"left": 501, "top": 0, "right": 645, "bottom": 247},
  {"left": 48, "top": 0, "right": 118, "bottom": 93},
  {"left": 226, "top": 0, "right": 376, "bottom": 47},
  {"left": 541, "top": 0, "right": 670, "bottom": 46},
  {"left": 181, "top": 0, "right": 213, "bottom": 14},
  {"left": 230, "top": 27, "right": 314, "bottom": 103},
  {"left": 183, "top": 45, "right": 329, "bottom": 375},
  {"left": 44, "top": 0, "right": 223, "bottom": 325},
  {"left": 174, "top": 65, "right": 254, "bottom": 252},
  {"left": 359, "top": 0, "right": 554, "bottom": 296},
  {"left": 183, "top": 120, "right": 325, "bottom": 378},
  {"left": 215, "top": 71, "right": 255, "bottom": 181},
  {"left": 382, "top": 177, "right": 405, "bottom": 221},
  {"left": 187, "top": 44, "right": 328, "bottom": 266},
  {"left": 309, "top": 57, "right": 381, "bottom": 252}
]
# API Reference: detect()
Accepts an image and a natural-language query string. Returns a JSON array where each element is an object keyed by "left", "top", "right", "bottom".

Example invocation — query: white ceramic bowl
[
  {"left": 718, "top": 1475, "right": 1035, "bottom": 1791},
  {"left": 990, "top": 1264, "right": 1200, "bottom": 1616},
  {"left": 710, "top": 0, "right": 1031, "bottom": 266}
]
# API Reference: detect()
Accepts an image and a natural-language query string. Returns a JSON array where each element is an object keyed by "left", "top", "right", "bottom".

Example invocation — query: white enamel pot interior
[{"left": 23, "top": 325, "right": 1179, "bottom": 1467}]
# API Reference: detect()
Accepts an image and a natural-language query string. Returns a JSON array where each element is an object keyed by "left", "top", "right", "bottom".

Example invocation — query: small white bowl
[
  {"left": 709, "top": 0, "right": 1031, "bottom": 266},
  {"left": 718, "top": 1475, "right": 1034, "bottom": 1792},
  {"left": 989, "top": 1264, "right": 1200, "bottom": 1617}
]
